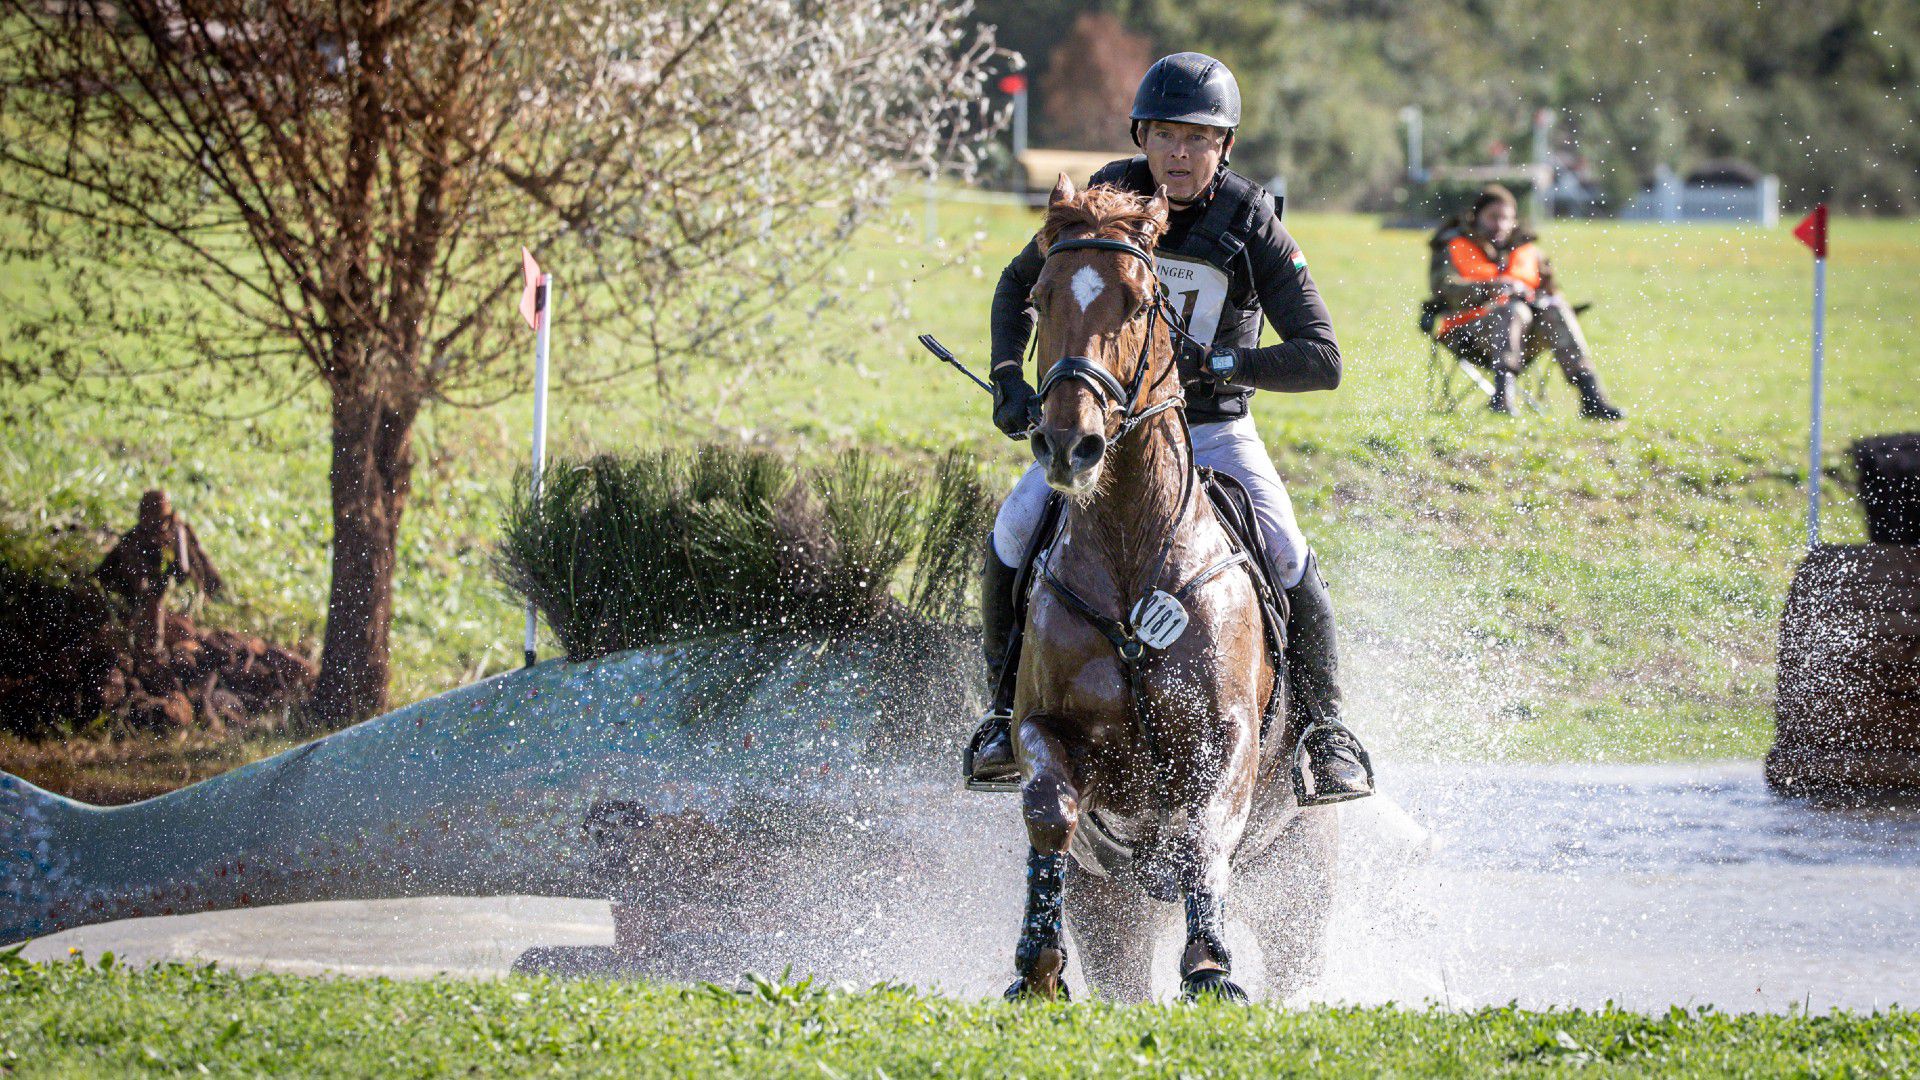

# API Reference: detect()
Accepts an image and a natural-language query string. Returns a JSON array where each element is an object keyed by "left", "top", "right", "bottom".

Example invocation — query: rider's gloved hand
[
  {"left": 1174, "top": 335, "right": 1209, "bottom": 385},
  {"left": 990, "top": 368, "right": 1039, "bottom": 438}
]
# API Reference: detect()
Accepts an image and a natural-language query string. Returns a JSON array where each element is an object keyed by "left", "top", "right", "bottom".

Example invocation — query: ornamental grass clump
[{"left": 498, "top": 445, "right": 993, "bottom": 661}]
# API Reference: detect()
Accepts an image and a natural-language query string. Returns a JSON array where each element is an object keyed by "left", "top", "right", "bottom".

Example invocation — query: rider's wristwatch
[{"left": 1206, "top": 348, "right": 1238, "bottom": 383}]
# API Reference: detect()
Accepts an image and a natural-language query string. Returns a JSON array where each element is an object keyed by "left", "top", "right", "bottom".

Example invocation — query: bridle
[{"left": 1031, "top": 236, "right": 1189, "bottom": 447}]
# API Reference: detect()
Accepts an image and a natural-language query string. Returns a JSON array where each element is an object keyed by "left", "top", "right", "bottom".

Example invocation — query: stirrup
[
  {"left": 1290, "top": 719, "right": 1376, "bottom": 807},
  {"left": 964, "top": 709, "right": 1020, "bottom": 793}
]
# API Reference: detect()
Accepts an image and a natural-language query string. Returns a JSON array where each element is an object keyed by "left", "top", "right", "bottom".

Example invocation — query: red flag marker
[
  {"left": 1792, "top": 204, "right": 1828, "bottom": 259},
  {"left": 519, "top": 247, "right": 545, "bottom": 331},
  {"left": 1793, "top": 204, "right": 1829, "bottom": 548},
  {"left": 1000, "top": 73, "right": 1030, "bottom": 160}
]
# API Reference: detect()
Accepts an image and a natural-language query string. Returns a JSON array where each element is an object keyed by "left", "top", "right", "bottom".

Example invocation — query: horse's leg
[
  {"left": 1008, "top": 717, "right": 1080, "bottom": 1000},
  {"left": 1235, "top": 807, "right": 1339, "bottom": 1002},
  {"left": 1065, "top": 860, "right": 1169, "bottom": 1003},
  {"left": 1172, "top": 727, "right": 1257, "bottom": 1002},
  {"left": 1178, "top": 877, "right": 1248, "bottom": 1002}
]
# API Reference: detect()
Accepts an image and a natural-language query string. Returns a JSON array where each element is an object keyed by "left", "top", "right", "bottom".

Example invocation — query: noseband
[{"left": 1034, "top": 237, "right": 1184, "bottom": 444}]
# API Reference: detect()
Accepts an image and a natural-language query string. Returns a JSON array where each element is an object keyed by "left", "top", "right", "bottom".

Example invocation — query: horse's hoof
[
  {"left": 1005, "top": 946, "right": 1070, "bottom": 1001},
  {"left": 1003, "top": 977, "right": 1071, "bottom": 1002},
  {"left": 1180, "top": 970, "right": 1249, "bottom": 1003}
]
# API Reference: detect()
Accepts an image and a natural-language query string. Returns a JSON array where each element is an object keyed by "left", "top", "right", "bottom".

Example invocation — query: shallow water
[
  {"left": 1315, "top": 761, "right": 1920, "bottom": 1013},
  {"left": 28, "top": 760, "right": 1920, "bottom": 1012}
]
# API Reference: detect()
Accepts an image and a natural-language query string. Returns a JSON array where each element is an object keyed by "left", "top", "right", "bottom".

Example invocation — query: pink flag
[
  {"left": 518, "top": 247, "right": 545, "bottom": 331},
  {"left": 1792, "top": 204, "right": 1828, "bottom": 259}
]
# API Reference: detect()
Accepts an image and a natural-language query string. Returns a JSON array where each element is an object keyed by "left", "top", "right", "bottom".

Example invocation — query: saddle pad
[{"left": 1197, "top": 468, "right": 1289, "bottom": 663}]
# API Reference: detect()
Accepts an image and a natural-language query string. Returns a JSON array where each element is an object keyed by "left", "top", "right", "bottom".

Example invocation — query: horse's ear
[
  {"left": 1050, "top": 173, "right": 1076, "bottom": 207},
  {"left": 1145, "top": 185, "right": 1170, "bottom": 226}
]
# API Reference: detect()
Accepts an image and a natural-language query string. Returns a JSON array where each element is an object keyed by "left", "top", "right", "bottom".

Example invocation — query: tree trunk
[{"left": 307, "top": 381, "right": 420, "bottom": 730}]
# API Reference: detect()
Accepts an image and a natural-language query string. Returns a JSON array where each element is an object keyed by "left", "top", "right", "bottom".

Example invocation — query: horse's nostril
[
  {"left": 1030, "top": 430, "right": 1052, "bottom": 467},
  {"left": 1071, "top": 434, "right": 1107, "bottom": 468}
]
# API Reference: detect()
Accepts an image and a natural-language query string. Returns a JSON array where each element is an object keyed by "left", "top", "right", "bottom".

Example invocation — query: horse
[{"left": 1006, "top": 175, "right": 1337, "bottom": 1003}]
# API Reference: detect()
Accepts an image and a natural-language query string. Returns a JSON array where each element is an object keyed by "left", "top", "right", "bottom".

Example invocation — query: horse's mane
[{"left": 1039, "top": 184, "right": 1167, "bottom": 251}]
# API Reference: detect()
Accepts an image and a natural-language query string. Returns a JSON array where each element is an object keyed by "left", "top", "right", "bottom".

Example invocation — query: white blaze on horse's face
[{"left": 1069, "top": 265, "right": 1105, "bottom": 313}]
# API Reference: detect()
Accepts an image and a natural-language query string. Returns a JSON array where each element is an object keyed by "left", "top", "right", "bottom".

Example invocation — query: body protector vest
[{"left": 1092, "top": 157, "right": 1277, "bottom": 356}]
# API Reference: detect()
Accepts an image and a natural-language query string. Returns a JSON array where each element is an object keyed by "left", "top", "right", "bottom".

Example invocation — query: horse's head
[{"left": 1029, "top": 174, "right": 1171, "bottom": 497}]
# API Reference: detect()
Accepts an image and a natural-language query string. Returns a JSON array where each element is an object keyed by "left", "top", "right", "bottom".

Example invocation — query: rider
[
  {"left": 1427, "top": 184, "right": 1626, "bottom": 419},
  {"left": 964, "top": 51, "right": 1373, "bottom": 805}
]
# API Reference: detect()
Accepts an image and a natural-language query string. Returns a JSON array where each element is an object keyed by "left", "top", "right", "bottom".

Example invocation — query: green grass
[
  {"left": 4, "top": 958, "right": 1919, "bottom": 1077},
  {"left": 1, "top": 197, "right": 1914, "bottom": 763}
]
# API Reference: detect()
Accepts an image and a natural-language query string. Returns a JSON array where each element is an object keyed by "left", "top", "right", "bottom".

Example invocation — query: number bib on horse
[{"left": 1154, "top": 254, "right": 1231, "bottom": 351}]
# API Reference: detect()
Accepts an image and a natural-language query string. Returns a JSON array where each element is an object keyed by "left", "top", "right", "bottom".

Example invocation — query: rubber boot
[
  {"left": 1487, "top": 366, "right": 1517, "bottom": 416},
  {"left": 964, "top": 541, "right": 1022, "bottom": 790},
  {"left": 1282, "top": 552, "right": 1375, "bottom": 806},
  {"left": 1573, "top": 371, "right": 1625, "bottom": 421}
]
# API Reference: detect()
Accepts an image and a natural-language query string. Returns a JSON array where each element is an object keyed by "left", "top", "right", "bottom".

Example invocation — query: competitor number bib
[
  {"left": 1154, "top": 254, "right": 1231, "bottom": 351},
  {"left": 1130, "top": 589, "right": 1190, "bottom": 651}
]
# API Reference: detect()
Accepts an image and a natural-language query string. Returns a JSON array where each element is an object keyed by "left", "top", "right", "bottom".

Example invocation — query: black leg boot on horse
[
  {"left": 1286, "top": 551, "right": 1375, "bottom": 806},
  {"left": 1006, "top": 846, "right": 1071, "bottom": 1000},
  {"left": 964, "top": 541, "right": 1022, "bottom": 790},
  {"left": 1179, "top": 890, "right": 1248, "bottom": 1002}
]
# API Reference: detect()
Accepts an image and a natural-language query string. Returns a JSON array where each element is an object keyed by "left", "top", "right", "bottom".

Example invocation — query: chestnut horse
[{"left": 1007, "top": 176, "right": 1336, "bottom": 1002}]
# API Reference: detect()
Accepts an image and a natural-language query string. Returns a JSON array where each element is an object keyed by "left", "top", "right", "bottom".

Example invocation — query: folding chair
[
  {"left": 1417, "top": 297, "right": 1552, "bottom": 415},
  {"left": 1425, "top": 336, "right": 1550, "bottom": 414}
]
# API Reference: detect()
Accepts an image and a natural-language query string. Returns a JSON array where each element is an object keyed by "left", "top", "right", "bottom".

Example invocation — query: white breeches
[{"left": 990, "top": 416, "right": 1310, "bottom": 590}]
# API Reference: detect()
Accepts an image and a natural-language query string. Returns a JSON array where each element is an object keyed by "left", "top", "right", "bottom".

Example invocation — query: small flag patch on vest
[{"left": 1291, "top": 254, "right": 1308, "bottom": 270}]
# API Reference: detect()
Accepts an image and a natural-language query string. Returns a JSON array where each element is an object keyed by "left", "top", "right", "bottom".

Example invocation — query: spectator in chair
[{"left": 1427, "top": 185, "right": 1625, "bottom": 419}]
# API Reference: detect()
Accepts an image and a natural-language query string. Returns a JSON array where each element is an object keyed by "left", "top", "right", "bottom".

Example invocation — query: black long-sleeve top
[{"left": 989, "top": 159, "right": 1341, "bottom": 424}]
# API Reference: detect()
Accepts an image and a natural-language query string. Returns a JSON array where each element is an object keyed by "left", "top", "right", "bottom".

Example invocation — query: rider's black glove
[
  {"left": 1174, "top": 335, "right": 1209, "bottom": 386},
  {"left": 990, "top": 368, "right": 1039, "bottom": 438}
]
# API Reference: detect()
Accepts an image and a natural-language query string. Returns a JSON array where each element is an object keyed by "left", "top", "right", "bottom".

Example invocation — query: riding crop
[
  {"left": 919, "top": 333, "right": 1033, "bottom": 441},
  {"left": 916, "top": 334, "right": 994, "bottom": 394}
]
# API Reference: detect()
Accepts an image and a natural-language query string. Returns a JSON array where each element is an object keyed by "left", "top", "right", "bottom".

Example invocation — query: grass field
[
  {"left": 4, "top": 957, "right": 1918, "bottom": 1077},
  {"left": 1, "top": 197, "right": 1916, "bottom": 775}
]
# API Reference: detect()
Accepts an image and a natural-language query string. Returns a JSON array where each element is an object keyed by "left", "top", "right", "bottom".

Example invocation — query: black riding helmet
[{"left": 1129, "top": 52, "right": 1240, "bottom": 163}]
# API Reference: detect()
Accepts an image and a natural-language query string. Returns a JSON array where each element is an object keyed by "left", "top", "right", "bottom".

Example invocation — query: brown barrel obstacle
[
  {"left": 1856, "top": 434, "right": 1920, "bottom": 545},
  {"left": 1769, "top": 435, "right": 1920, "bottom": 798},
  {"left": 1768, "top": 543, "right": 1920, "bottom": 797}
]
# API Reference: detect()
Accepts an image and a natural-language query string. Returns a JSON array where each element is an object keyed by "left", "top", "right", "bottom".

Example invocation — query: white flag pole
[
  {"left": 524, "top": 273, "right": 553, "bottom": 668},
  {"left": 1012, "top": 84, "right": 1028, "bottom": 159},
  {"left": 1806, "top": 253, "right": 1826, "bottom": 550}
]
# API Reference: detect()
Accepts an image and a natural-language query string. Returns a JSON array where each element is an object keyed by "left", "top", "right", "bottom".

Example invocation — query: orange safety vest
[{"left": 1434, "top": 235, "right": 1542, "bottom": 338}]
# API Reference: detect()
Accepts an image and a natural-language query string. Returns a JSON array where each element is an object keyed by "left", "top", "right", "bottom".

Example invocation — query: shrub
[{"left": 497, "top": 446, "right": 994, "bottom": 661}]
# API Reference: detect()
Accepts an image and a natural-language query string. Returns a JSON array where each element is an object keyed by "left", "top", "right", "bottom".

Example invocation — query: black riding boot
[
  {"left": 964, "top": 541, "right": 1022, "bottom": 790},
  {"left": 1283, "top": 552, "right": 1375, "bottom": 806},
  {"left": 1572, "top": 371, "right": 1626, "bottom": 421},
  {"left": 1487, "top": 366, "right": 1517, "bottom": 415}
]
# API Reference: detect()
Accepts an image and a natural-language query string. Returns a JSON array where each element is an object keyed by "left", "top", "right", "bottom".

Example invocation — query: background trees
[
  {"left": 0, "top": 0, "right": 1000, "bottom": 725},
  {"left": 1019, "top": 0, "right": 1920, "bottom": 213}
]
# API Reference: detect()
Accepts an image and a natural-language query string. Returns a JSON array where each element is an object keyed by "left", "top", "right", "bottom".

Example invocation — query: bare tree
[{"left": 0, "top": 0, "right": 1002, "bottom": 725}]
